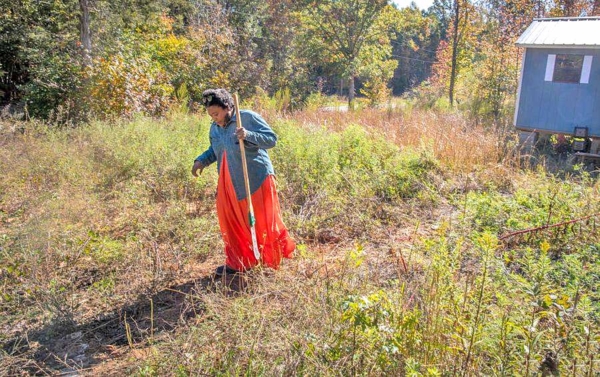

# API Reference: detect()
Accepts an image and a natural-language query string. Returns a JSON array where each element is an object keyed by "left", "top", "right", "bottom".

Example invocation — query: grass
[{"left": 1, "top": 105, "right": 599, "bottom": 375}]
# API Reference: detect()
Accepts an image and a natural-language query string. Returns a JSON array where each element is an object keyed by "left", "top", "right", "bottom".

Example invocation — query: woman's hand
[
  {"left": 191, "top": 160, "right": 204, "bottom": 177},
  {"left": 235, "top": 127, "right": 247, "bottom": 140}
]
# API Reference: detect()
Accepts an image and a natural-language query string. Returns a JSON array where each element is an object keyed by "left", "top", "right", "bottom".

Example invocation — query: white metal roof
[{"left": 516, "top": 17, "right": 600, "bottom": 48}]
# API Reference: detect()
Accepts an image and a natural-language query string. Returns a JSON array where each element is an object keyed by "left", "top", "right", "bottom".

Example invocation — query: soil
[{"left": 1, "top": 260, "right": 251, "bottom": 376}]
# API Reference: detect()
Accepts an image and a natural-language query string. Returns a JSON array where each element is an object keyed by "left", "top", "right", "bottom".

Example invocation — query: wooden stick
[
  {"left": 233, "top": 93, "right": 261, "bottom": 262},
  {"left": 499, "top": 212, "right": 600, "bottom": 241}
]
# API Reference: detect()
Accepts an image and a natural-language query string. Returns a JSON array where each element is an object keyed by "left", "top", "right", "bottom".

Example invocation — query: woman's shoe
[{"left": 215, "top": 265, "right": 240, "bottom": 276}]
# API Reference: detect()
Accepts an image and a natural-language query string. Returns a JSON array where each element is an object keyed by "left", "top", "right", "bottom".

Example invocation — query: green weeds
[
  {"left": 274, "top": 122, "right": 441, "bottom": 241},
  {"left": 1, "top": 109, "right": 599, "bottom": 375}
]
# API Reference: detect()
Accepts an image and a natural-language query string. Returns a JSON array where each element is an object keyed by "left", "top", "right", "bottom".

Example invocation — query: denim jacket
[{"left": 195, "top": 110, "right": 277, "bottom": 201}]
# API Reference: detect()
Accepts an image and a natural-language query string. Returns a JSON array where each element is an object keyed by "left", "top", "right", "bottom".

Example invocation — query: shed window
[{"left": 552, "top": 54, "right": 584, "bottom": 83}]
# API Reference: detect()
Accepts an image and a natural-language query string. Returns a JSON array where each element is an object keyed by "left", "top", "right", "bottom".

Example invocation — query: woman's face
[{"left": 207, "top": 105, "right": 232, "bottom": 127}]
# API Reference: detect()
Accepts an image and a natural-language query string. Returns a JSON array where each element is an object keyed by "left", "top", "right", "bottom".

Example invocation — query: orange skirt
[{"left": 216, "top": 152, "right": 295, "bottom": 271}]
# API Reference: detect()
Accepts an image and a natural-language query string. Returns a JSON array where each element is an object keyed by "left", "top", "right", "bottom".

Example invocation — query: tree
[
  {"left": 0, "top": 0, "right": 30, "bottom": 106},
  {"left": 300, "top": 0, "right": 394, "bottom": 108},
  {"left": 390, "top": 6, "right": 442, "bottom": 94},
  {"left": 470, "top": 0, "right": 537, "bottom": 119},
  {"left": 14, "top": 0, "right": 83, "bottom": 118},
  {"left": 448, "top": 0, "right": 460, "bottom": 106},
  {"left": 259, "top": 0, "right": 306, "bottom": 97},
  {"left": 79, "top": 0, "right": 92, "bottom": 67},
  {"left": 428, "top": 0, "right": 479, "bottom": 109}
]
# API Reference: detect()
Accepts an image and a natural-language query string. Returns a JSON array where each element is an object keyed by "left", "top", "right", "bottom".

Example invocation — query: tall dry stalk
[{"left": 292, "top": 108, "right": 505, "bottom": 173}]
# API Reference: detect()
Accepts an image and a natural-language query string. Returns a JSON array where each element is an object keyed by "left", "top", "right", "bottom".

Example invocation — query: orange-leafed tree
[{"left": 430, "top": 0, "right": 479, "bottom": 108}]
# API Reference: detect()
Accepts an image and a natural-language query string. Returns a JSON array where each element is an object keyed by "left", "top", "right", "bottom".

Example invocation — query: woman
[{"left": 191, "top": 88, "right": 295, "bottom": 276}]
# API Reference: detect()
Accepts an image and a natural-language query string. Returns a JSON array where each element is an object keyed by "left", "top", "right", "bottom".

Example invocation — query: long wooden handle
[{"left": 233, "top": 93, "right": 260, "bottom": 261}]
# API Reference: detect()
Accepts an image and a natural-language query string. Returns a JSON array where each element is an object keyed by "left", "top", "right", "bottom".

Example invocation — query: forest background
[
  {"left": 2, "top": 0, "right": 600, "bottom": 376},
  {"left": 3, "top": 0, "right": 598, "bottom": 122}
]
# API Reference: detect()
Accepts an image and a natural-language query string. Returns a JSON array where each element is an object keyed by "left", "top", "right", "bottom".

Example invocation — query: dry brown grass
[{"left": 284, "top": 107, "right": 509, "bottom": 173}]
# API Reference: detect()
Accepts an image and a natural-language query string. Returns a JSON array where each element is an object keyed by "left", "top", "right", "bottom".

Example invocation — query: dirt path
[{"left": 2, "top": 260, "right": 223, "bottom": 375}]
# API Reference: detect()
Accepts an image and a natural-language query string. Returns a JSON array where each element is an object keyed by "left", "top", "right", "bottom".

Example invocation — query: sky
[{"left": 391, "top": 0, "right": 434, "bottom": 10}]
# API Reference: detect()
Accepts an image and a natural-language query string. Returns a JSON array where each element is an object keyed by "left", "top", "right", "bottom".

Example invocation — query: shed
[{"left": 514, "top": 17, "right": 600, "bottom": 153}]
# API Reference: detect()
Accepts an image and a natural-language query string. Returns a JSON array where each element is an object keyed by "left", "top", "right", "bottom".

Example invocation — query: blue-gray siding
[{"left": 516, "top": 48, "right": 600, "bottom": 137}]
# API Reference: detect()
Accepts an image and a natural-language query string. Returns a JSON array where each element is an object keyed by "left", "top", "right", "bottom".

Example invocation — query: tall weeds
[{"left": 1, "top": 106, "right": 599, "bottom": 375}]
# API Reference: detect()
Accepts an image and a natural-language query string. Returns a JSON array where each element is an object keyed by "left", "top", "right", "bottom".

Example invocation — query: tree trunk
[
  {"left": 348, "top": 75, "right": 355, "bottom": 110},
  {"left": 563, "top": 0, "right": 575, "bottom": 16},
  {"left": 449, "top": 0, "right": 460, "bottom": 107},
  {"left": 79, "top": 0, "right": 92, "bottom": 67}
]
